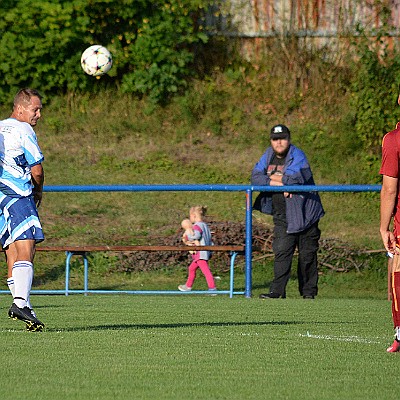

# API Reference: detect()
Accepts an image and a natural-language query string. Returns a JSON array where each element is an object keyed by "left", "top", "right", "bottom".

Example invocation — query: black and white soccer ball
[{"left": 81, "top": 45, "right": 113, "bottom": 76}]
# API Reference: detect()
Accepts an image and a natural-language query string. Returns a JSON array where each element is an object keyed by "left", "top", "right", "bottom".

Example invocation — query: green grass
[
  {"left": 0, "top": 87, "right": 384, "bottom": 291},
  {"left": 0, "top": 77, "right": 389, "bottom": 399},
  {"left": 0, "top": 48, "right": 390, "bottom": 398},
  {"left": 0, "top": 295, "right": 396, "bottom": 400}
]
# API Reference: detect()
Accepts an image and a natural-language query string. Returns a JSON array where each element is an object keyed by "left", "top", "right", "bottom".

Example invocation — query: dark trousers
[{"left": 270, "top": 220, "right": 321, "bottom": 297}]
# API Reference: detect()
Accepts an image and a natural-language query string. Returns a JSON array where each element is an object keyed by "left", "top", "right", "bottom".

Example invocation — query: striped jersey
[{"left": 0, "top": 118, "right": 44, "bottom": 197}]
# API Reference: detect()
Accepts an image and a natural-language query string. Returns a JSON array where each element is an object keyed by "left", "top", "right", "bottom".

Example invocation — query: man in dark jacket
[{"left": 251, "top": 124, "right": 324, "bottom": 299}]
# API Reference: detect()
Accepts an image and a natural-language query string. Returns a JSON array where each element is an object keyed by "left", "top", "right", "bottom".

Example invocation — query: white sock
[
  {"left": 8, "top": 276, "right": 35, "bottom": 314},
  {"left": 7, "top": 277, "right": 15, "bottom": 297},
  {"left": 12, "top": 261, "right": 33, "bottom": 308}
]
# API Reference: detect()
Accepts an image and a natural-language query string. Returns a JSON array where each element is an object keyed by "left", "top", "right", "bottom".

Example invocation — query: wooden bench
[{"left": 34, "top": 245, "right": 246, "bottom": 297}]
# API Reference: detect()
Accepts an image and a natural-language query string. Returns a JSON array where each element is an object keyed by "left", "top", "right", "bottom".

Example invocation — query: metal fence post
[{"left": 245, "top": 189, "right": 252, "bottom": 298}]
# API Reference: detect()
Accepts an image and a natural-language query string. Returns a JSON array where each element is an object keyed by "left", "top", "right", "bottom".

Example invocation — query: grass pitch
[{"left": 0, "top": 295, "right": 397, "bottom": 400}]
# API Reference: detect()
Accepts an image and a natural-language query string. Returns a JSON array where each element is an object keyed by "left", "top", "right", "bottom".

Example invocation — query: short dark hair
[{"left": 13, "top": 88, "right": 42, "bottom": 108}]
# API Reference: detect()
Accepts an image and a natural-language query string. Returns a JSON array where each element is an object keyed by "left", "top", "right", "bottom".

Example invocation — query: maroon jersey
[{"left": 380, "top": 122, "right": 400, "bottom": 237}]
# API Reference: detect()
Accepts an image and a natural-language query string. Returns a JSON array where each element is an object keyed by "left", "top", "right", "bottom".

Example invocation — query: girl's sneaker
[{"left": 178, "top": 284, "right": 191, "bottom": 292}]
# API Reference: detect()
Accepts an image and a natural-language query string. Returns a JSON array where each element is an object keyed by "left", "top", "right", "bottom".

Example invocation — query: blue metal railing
[
  {"left": 0, "top": 184, "right": 381, "bottom": 297},
  {"left": 29, "top": 184, "right": 381, "bottom": 297},
  {"left": 43, "top": 184, "right": 382, "bottom": 193}
]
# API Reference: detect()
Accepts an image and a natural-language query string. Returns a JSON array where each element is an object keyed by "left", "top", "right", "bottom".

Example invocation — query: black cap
[{"left": 270, "top": 124, "right": 290, "bottom": 140}]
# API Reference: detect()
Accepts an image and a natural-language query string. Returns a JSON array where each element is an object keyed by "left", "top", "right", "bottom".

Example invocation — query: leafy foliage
[
  {"left": 350, "top": 11, "right": 400, "bottom": 173},
  {"left": 121, "top": 1, "right": 208, "bottom": 102},
  {"left": 351, "top": 42, "right": 400, "bottom": 149},
  {"left": 0, "top": 0, "right": 210, "bottom": 103}
]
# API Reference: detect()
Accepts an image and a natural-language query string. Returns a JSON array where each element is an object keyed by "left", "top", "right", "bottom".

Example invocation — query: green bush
[
  {"left": 0, "top": 0, "right": 210, "bottom": 103},
  {"left": 120, "top": 1, "right": 208, "bottom": 103},
  {"left": 350, "top": 13, "right": 400, "bottom": 172},
  {"left": 351, "top": 43, "right": 400, "bottom": 149}
]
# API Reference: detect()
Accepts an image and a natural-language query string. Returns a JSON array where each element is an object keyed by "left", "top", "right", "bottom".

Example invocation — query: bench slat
[{"left": 35, "top": 245, "right": 245, "bottom": 252}]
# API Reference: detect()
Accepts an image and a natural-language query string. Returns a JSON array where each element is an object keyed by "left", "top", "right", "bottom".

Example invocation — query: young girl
[{"left": 178, "top": 206, "right": 216, "bottom": 292}]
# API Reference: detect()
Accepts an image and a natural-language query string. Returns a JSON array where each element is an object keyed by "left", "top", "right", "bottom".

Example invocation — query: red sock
[{"left": 392, "top": 272, "right": 400, "bottom": 327}]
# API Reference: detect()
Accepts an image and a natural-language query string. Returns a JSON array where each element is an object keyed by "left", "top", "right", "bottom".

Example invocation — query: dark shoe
[
  {"left": 8, "top": 303, "right": 44, "bottom": 331},
  {"left": 26, "top": 323, "right": 43, "bottom": 332},
  {"left": 26, "top": 309, "right": 44, "bottom": 332},
  {"left": 303, "top": 295, "right": 315, "bottom": 299},
  {"left": 259, "top": 292, "right": 285, "bottom": 299}
]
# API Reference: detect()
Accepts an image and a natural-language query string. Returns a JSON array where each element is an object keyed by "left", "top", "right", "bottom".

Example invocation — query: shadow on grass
[
  {"left": 47, "top": 319, "right": 340, "bottom": 332},
  {"left": 34, "top": 263, "right": 67, "bottom": 285}
]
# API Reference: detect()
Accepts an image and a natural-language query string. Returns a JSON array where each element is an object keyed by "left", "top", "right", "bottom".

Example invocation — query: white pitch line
[{"left": 299, "top": 331, "right": 382, "bottom": 344}]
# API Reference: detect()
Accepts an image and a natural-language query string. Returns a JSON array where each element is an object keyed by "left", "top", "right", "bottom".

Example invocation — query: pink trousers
[{"left": 186, "top": 259, "right": 216, "bottom": 289}]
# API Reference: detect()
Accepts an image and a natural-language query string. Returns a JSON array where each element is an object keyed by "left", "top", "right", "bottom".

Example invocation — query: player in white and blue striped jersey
[{"left": 0, "top": 88, "right": 45, "bottom": 331}]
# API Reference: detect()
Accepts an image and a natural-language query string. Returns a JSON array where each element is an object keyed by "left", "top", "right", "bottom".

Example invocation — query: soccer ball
[{"left": 80, "top": 45, "right": 113, "bottom": 76}]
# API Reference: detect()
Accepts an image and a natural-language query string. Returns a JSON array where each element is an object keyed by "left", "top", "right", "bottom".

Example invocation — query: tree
[{"left": 0, "top": 0, "right": 210, "bottom": 103}]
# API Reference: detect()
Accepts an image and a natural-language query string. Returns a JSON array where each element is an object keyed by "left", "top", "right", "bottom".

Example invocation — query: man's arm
[
  {"left": 282, "top": 147, "right": 313, "bottom": 185},
  {"left": 269, "top": 173, "right": 293, "bottom": 197},
  {"left": 380, "top": 174, "right": 398, "bottom": 253},
  {"left": 31, "top": 163, "right": 44, "bottom": 208},
  {"left": 251, "top": 153, "right": 270, "bottom": 186},
  {"left": 269, "top": 174, "right": 283, "bottom": 186}
]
